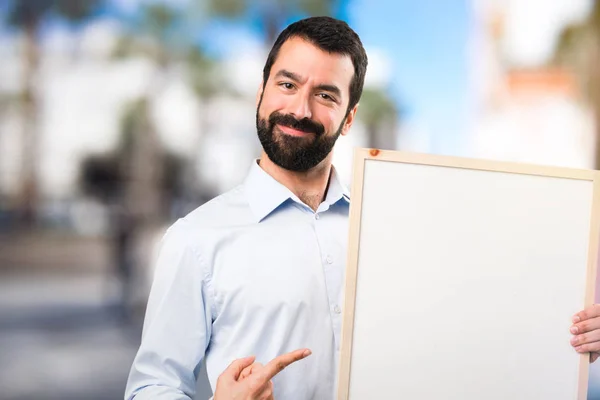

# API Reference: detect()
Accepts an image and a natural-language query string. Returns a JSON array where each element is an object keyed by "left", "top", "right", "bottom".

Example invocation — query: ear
[
  {"left": 256, "top": 81, "right": 264, "bottom": 108},
  {"left": 340, "top": 104, "right": 359, "bottom": 136}
]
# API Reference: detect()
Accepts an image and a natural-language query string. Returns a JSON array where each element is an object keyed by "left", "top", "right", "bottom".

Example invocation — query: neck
[{"left": 258, "top": 152, "right": 333, "bottom": 211}]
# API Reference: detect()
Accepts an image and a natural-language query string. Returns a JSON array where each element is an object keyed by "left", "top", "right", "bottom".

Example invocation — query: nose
[{"left": 288, "top": 90, "right": 312, "bottom": 120}]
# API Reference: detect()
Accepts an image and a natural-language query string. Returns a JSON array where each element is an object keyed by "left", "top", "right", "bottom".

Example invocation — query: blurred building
[{"left": 468, "top": 0, "right": 596, "bottom": 169}]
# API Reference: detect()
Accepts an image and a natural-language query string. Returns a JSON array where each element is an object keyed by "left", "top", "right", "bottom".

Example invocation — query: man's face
[{"left": 256, "top": 36, "right": 357, "bottom": 172}]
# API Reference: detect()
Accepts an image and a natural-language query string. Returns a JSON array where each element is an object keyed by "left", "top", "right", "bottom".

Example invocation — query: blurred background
[{"left": 0, "top": 0, "right": 599, "bottom": 399}]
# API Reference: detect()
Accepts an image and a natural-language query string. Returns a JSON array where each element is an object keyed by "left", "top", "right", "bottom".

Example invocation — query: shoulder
[
  {"left": 182, "top": 184, "right": 254, "bottom": 228},
  {"left": 161, "top": 184, "right": 255, "bottom": 245}
]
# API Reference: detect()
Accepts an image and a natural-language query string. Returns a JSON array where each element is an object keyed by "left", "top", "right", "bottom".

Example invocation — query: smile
[{"left": 276, "top": 124, "right": 314, "bottom": 137}]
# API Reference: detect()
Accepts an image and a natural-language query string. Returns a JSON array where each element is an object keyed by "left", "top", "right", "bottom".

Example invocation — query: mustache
[{"left": 269, "top": 112, "right": 325, "bottom": 136}]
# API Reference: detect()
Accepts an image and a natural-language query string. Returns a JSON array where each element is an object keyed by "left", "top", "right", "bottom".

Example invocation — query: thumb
[{"left": 223, "top": 356, "right": 256, "bottom": 381}]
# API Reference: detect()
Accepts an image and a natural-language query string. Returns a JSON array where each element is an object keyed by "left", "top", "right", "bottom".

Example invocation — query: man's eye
[
  {"left": 280, "top": 82, "right": 294, "bottom": 90},
  {"left": 319, "top": 93, "right": 334, "bottom": 101}
]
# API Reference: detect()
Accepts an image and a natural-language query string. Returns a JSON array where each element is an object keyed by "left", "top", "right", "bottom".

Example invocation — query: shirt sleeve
[{"left": 124, "top": 220, "right": 213, "bottom": 400}]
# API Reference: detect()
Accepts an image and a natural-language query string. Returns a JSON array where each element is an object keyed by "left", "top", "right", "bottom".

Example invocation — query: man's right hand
[{"left": 213, "top": 348, "right": 312, "bottom": 400}]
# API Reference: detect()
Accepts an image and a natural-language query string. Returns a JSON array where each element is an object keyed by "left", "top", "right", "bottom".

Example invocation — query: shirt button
[
  {"left": 333, "top": 305, "right": 341, "bottom": 314},
  {"left": 315, "top": 213, "right": 320, "bottom": 220},
  {"left": 326, "top": 255, "right": 333, "bottom": 264}
]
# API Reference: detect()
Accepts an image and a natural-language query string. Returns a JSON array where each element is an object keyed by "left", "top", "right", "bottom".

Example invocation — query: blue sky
[{"left": 345, "top": 0, "right": 472, "bottom": 154}]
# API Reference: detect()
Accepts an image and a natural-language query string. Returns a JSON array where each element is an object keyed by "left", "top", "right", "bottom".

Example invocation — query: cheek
[
  {"left": 317, "top": 108, "right": 345, "bottom": 133},
  {"left": 259, "top": 88, "right": 288, "bottom": 115}
]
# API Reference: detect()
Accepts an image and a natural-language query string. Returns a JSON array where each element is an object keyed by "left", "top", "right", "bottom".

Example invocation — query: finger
[
  {"left": 223, "top": 356, "right": 256, "bottom": 381},
  {"left": 239, "top": 365, "right": 252, "bottom": 381},
  {"left": 574, "top": 341, "right": 600, "bottom": 354},
  {"left": 571, "top": 314, "right": 600, "bottom": 335},
  {"left": 239, "top": 362, "right": 263, "bottom": 381},
  {"left": 571, "top": 329, "right": 600, "bottom": 348},
  {"left": 573, "top": 304, "right": 600, "bottom": 323},
  {"left": 255, "top": 348, "right": 312, "bottom": 383}
]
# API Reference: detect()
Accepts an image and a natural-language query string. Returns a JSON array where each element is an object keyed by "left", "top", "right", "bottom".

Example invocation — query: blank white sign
[{"left": 338, "top": 149, "right": 600, "bottom": 400}]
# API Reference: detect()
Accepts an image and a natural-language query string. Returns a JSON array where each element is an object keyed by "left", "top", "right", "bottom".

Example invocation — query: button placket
[{"left": 313, "top": 213, "right": 345, "bottom": 349}]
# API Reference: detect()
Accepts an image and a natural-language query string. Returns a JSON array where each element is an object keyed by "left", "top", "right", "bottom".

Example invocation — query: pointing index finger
[{"left": 255, "top": 348, "right": 312, "bottom": 383}]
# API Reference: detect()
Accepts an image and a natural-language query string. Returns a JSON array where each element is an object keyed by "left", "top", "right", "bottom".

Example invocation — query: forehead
[{"left": 270, "top": 37, "right": 354, "bottom": 93}]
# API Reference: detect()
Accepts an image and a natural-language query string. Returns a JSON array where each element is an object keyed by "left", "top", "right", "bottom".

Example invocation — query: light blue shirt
[{"left": 125, "top": 160, "right": 350, "bottom": 400}]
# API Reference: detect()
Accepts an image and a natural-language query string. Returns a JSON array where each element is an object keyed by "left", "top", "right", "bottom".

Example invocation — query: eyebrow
[
  {"left": 275, "top": 69, "right": 304, "bottom": 83},
  {"left": 274, "top": 69, "right": 342, "bottom": 99},
  {"left": 315, "top": 84, "right": 341, "bottom": 98}
]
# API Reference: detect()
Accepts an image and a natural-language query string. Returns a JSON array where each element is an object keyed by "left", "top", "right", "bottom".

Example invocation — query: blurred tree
[
  {"left": 80, "top": 100, "right": 185, "bottom": 209},
  {"left": 187, "top": 47, "right": 221, "bottom": 99},
  {"left": 93, "top": 5, "right": 188, "bottom": 316},
  {"left": 79, "top": 99, "right": 186, "bottom": 318},
  {"left": 5, "top": 0, "right": 103, "bottom": 226},
  {"left": 358, "top": 88, "right": 400, "bottom": 149},
  {"left": 111, "top": 2, "right": 239, "bottom": 219},
  {"left": 552, "top": 3, "right": 600, "bottom": 169},
  {"left": 206, "top": 0, "right": 336, "bottom": 45},
  {"left": 184, "top": 46, "right": 223, "bottom": 200},
  {"left": 112, "top": 4, "right": 186, "bottom": 222}
]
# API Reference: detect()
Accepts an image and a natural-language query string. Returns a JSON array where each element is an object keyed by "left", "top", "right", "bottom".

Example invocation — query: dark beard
[{"left": 256, "top": 102, "right": 344, "bottom": 172}]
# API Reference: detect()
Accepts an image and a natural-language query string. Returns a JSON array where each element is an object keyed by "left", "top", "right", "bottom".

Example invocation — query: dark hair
[{"left": 262, "top": 16, "right": 368, "bottom": 114}]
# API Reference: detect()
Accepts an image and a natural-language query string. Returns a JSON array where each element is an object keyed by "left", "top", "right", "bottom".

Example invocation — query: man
[
  {"left": 125, "top": 15, "right": 600, "bottom": 400},
  {"left": 125, "top": 16, "right": 364, "bottom": 400}
]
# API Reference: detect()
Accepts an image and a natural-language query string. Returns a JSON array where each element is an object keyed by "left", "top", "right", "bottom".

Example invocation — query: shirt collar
[
  {"left": 244, "top": 160, "right": 350, "bottom": 223},
  {"left": 324, "top": 165, "right": 351, "bottom": 206}
]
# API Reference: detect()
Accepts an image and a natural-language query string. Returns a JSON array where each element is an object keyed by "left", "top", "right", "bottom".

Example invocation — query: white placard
[{"left": 338, "top": 149, "right": 600, "bottom": 400}]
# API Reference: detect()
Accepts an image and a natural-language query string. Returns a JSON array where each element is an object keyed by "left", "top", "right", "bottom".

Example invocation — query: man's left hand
[{"left": 571, "top": 304, "right": 600, "bottom": 363}]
